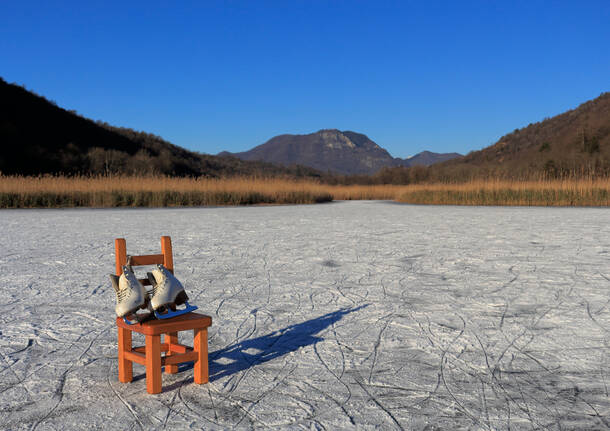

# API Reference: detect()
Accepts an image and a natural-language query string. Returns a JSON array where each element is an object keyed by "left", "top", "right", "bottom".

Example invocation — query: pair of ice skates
[{"left": 110, "top": 263, "right": 197, "bottom": 325}]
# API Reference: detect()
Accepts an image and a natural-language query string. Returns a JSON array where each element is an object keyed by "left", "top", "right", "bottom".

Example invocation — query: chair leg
[
  {"left": 164, "top": 332, "right": 178, "bottom": 374},
  {"left": 118, "top": 327, "right": 133, "bottom": 383},
  {"left": 194, "top": 328, "right": 209, "bottom": 384},
  {"left": 145, "top": 334, "right": 162, "bottom": 394}
]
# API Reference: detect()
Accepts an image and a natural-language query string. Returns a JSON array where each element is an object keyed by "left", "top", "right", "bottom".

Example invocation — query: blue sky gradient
[{"left": 2, "top": 1, "right": 609, "bottom": 158}]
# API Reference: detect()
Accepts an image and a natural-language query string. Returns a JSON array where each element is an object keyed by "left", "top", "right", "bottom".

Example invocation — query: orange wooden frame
[
  {"left": 115, "top": 236, "right": 212, "bottom": 394},
  {"left": 115, "top": 236, "right": 174, "bottom": 284}
]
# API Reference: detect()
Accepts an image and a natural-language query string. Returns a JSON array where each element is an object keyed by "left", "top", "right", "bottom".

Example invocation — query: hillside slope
[
  {"left": 435, "top": 92, "right": 610, "bottom": 179},
  {"left": 0, "top": 78, "right": 322, "bottom": 178}
]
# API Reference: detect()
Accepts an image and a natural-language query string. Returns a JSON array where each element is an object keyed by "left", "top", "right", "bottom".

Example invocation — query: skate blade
[
  {"left": 123, "top": 311, "right": 155, "bottom": 325},
  {"left": 154, "top": 302, "right": 198, "bottom": 320}
]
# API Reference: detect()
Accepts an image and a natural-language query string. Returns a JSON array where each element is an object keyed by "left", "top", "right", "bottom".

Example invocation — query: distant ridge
[
  {"left": 398, "top": 150, "right": 462, "bottom": 167},
  {"left": 223, "top": 129, "right": 461, "bottom": 175}
]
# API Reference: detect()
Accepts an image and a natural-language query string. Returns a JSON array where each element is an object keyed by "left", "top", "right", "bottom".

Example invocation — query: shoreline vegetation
[{"left": 0, "top": 175, "right": 608, "bottom": 208}]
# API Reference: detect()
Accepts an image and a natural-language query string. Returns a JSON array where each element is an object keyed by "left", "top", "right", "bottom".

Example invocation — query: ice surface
[{"left": 1, "top": 201, "right": 609, "bottom": 430}]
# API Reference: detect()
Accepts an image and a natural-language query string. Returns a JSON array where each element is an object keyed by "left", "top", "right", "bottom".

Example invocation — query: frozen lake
[{"left": 1, "top": 201, "right": 609, "bottom": 430}]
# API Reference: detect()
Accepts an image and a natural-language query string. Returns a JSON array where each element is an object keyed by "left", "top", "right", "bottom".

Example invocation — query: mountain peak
[{"left": 224, "top": 130, "right": 461, "bottom": 175}]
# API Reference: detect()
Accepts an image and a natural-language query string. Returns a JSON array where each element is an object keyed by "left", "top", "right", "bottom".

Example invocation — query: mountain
[
  {"left": 0, "top": 77, "right": 322, "bottom": 178},
  {"left": 425, "top": 92, "right": 610, "bottom": 180},
  {"left": 397, "top": 150, "right": 462, "bottom": 167},
  {"left": 224, "top": 129, "right": 461, "bottom": 175}
]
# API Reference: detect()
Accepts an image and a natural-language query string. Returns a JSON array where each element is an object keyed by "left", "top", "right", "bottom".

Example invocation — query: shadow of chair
[{"left": 208, "top": 305, "right": 367, "bottom": 382}]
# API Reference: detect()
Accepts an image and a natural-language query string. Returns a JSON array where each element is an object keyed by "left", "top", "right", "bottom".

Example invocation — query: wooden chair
[{"left": 114, "top": 236, "right": 212, "bottom": 394}]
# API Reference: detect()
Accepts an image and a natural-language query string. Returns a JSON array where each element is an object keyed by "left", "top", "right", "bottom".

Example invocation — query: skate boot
[
  {"left": 147, "top": 264, "right": 197, "bottom": 320},
  {"left": 110, "top": 265, "right": 153, "bottom": 325}
]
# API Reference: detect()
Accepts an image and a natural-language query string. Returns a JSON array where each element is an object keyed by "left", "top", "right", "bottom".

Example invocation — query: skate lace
[
  {"left": 151, "top": 283, "right": 163, "bottom": 298},
  {"left": 117, "top": 288, "right": 130, "bottom": 302}
]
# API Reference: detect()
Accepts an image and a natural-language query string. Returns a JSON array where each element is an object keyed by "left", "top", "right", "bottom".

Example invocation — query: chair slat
[
  {"left": 124, "top": 349, "right": 146, "bottom": 365},
  {"left": 130, "top": 254, "right": 165, "bottom": 266},
  {"left": 161, "top": 236, "right": 174, "bottom": 273},
  {"left": 169, "top": 343, "right": 191, "bottom": 354},
  {"left": 115, "top": 238, "right": 127, "bottom": 276},
  {"left": 162, "top": 351, "right": 198, "bottom": 366}
]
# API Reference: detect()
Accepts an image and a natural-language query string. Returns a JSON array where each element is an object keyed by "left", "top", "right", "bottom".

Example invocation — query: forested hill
[
  {"left": 371, "top": 92, "right": 610, "bottom": 183},
  {"left": 435, "top": 92, "right": 610, "bottom": 179},
  {"left": 0, "top": 78, "right": 322, "bottom": 178}
]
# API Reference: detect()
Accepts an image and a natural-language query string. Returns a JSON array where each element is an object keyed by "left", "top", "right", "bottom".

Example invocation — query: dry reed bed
[
  {"left": 396, "top": 179, "right": 610, "bottom": 206},
  {"left": 0, "top": 176, "right": 609, "bottom": 207},
  {"left": 0, "top": 176, "right": 333, "bottom": 208}
]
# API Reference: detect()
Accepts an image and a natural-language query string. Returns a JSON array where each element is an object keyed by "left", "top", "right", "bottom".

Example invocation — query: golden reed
[
  {"left": 0, "top": 175, "right": 333, "bottom": 207},
  {"left": 396, "top": 179, "right": 610, "bottom": 206},
  {"left": 0, "top": 175, "right": 608, "bottom": 207}
]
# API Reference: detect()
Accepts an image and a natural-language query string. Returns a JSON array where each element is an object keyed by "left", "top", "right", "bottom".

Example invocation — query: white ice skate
[
  {"left": 147, "top": 264, "right": 197, "bottom": 320},
  {"left": 110, "top": 265, "right": 153, "bottom": 325}
]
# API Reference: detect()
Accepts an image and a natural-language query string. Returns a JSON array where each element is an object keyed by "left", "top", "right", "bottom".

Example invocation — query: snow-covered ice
[{"left": 1, "top": 201, "right": 609, "bottom": 430}]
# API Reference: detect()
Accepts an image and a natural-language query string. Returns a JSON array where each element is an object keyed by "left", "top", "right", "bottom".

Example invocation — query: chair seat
[{"left": 116, "top": 312, "right": 212, "bottom": 335}]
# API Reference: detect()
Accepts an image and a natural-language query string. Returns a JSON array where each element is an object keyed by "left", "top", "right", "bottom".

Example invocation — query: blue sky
[{"left": 2, "top": 1, "right": 609, "bottom": 158}]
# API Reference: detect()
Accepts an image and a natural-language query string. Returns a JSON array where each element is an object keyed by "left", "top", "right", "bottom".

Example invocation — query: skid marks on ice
[{"left": 2, "top": 203, "right": 610, "bottom": 429}]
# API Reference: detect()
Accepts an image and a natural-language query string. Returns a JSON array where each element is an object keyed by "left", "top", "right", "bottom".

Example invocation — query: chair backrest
[{"left": 115, "top": 236, "right": 174, "bottom": 286}]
